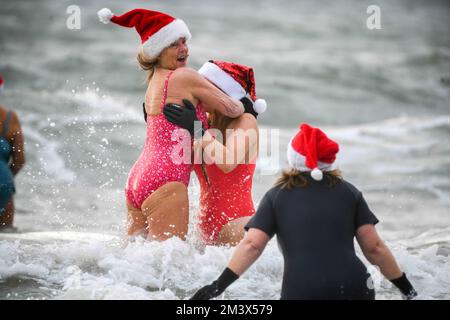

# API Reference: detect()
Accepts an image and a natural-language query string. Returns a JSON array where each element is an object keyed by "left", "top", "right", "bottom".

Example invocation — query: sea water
[{"left": 0, "top": 0, "right": 449, "bottom": 299}]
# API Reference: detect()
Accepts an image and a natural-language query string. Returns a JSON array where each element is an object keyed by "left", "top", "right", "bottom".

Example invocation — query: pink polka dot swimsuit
[{"left": 125, "top": 72, "right": 207, "bottom": 208}]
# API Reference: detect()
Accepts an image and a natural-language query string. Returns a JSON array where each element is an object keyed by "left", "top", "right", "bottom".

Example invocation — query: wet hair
[
  {"left": 138, "top": 50, "right": 160, "bottom": 121},
  {"left": 208, "top": 110, "right": 234, "bottom": 145},
  {"left": 274, "top": 168, "right": 342, "bottom": 189},
  {"left": 137, "top": 50, "right": 159, "bottom": 82}
]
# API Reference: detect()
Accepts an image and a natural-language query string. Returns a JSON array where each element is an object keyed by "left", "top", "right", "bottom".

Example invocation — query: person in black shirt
[{"left": 191, "top": 123, "right": 417, "bottom": 300}]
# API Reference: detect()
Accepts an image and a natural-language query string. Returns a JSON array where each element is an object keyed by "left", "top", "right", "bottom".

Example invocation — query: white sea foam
[
  {"left": 21, "top": 126, "right": 76, "bottom": 182},
  {"left": 61, "top": 90, "right": 143, "bottom": 124},
  {"left": 0, "top": 229, "right": 448, "bottom": 300}
]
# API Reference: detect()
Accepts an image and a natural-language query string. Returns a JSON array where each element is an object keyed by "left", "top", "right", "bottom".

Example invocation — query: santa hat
[
  {"left": 97, "top": 8, "right": 191, "bottom": 58},
  {"left": 198, "top": 60, "right": 267, "bottom": 114},
  {"left": 287, "top": 123, "right": 339, "bottom": 181},
  {"left": 0, "top": 74, "right": 4, "bottom": 92}
]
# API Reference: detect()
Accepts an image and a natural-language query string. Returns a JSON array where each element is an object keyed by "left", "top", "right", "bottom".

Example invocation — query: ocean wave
[
  {"left": 21, "top": 126, "right": 76, "bottom": 182},
  {"left": 0, "top": 229, "right": 448, "bottom": 300},
  {"left": 56, "top": 88, "right": 143, "bottom": 125}
]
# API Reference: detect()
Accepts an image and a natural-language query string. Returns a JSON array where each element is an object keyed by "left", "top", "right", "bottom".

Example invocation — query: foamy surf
[{"left": 0, "top": 228, "right": 449, "bottom": 300}]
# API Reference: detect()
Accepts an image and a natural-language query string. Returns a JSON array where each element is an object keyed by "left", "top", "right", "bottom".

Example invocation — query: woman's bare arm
[
  {"left": 356, "top": 224, "right": 403, "bottom": 280},
  {"left": 172, "top": 68, "right": 244, "bottom": 118},
  {"left": 228, "top": 228, "right": 270, "bottom": 275}
]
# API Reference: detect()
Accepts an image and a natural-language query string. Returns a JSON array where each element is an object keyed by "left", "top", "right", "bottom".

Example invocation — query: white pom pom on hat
[
  {"left": 253, "top": 98, "right": 267, "bottom": 114},
  {"left": 198, "top": 60, "right": 266, "bottom": 114},
  {"left": 97, "top": 8, "right": 114, "bottom": 24},
  {"left": 287, "top": 123, "right": 340, "bottom": 181},
  {"left": 311, "top": 168, "right": 323, "bottom": 181}
]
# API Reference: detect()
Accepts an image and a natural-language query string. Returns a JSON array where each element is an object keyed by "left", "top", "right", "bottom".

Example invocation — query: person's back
[
  {"left": 263, "top": 175, "right": 377, "bottom": 299},
  {"left": 184, "top": 60, "right": 263, "bottom": 246}
]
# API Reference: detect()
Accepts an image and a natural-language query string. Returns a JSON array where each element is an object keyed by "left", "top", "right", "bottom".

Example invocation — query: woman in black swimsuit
[{"left": 191, "top": 123, "right": 417, "bottom": 300}]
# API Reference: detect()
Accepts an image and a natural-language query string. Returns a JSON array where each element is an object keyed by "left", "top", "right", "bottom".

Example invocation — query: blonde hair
[
  {"left": 274, "top": 168, "right": 342, "bottom": 189},
  {"left": 137, "top": 51, "right": 159, "bottom": 82},
  {"left": 199, "top": 110, "right": 234, "bottom": 186}
]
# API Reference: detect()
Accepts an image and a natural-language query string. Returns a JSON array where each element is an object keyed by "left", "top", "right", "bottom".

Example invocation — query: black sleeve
[
  {"left": 355, "top": 192, "right": 379, "bottom": 230},
  {"left": 244, "top": 191, "right": 276, "bottom": 238}
]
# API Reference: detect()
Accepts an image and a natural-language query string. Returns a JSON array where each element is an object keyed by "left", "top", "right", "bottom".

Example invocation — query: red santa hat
[
  {"left": 97, "top": 8, "right": 191, "bottom": 58},
  {"left": 287, "top": 123, "right": 339, "bottom": 181},
  {"left": 198, "top": 60, "right": 267, "bottom": 114}
]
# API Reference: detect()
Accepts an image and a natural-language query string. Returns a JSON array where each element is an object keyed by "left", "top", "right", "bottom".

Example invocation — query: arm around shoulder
[{"left": 173, "top": 67, "right": 244, "bottom": 118}]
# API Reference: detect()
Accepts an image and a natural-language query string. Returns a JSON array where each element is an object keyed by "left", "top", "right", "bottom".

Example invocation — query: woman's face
[{"left": 159, "top": 37, "right": 189, "bottom": 70}]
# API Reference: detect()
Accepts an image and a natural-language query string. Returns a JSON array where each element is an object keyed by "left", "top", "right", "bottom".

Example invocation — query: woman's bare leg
[
  {"left": 126, "top": 201, "right": 148, "bottom": 237},
  {"left": 0, "top": 199, "right": 14, "bottom": 229},
  {"left": 215, "top": 216, "right": 251, "bottom": 246},
  {"left": 141, "top": 182, "right": 189, "bottom": 241}
]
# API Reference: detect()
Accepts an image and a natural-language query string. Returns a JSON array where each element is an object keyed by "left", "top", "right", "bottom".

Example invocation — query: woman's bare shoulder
[
  {"left": 233, "top": 113, "right": 258, "bottom": 130},
  {"left": 171, "top": 67, "right": 202, "bottom": 82}
]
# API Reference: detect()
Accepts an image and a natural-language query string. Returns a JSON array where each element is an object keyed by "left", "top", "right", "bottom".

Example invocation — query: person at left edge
[{"left": 0, "top": 74, "right": 26, "bottom": 230}]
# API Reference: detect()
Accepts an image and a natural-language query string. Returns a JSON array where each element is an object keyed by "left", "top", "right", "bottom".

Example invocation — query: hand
[
  {"left": 240, "top": 97, "right": 258, "bottom": 118},
  {"left": 390, "top": 273, "right": 418, "bottom": 300},
  {"left": 190, "top": 267, "right": 239, "bottom": 300},
  {"left": 190, "top": 281, "right": 224, "bottom": 300},
  {"left": 164, "top": 99, "right": 204, "bottom": 137},
  {"left": 403, "top": 291, "right": 418, "bottom": 300}
]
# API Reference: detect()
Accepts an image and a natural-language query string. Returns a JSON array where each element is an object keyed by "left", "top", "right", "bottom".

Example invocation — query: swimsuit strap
[
  {"left": 160, "top": 71, "right": 174, "bottom": 111},
  {"left": 1, "top": 110, "right": 12, "bottom": 137}
]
